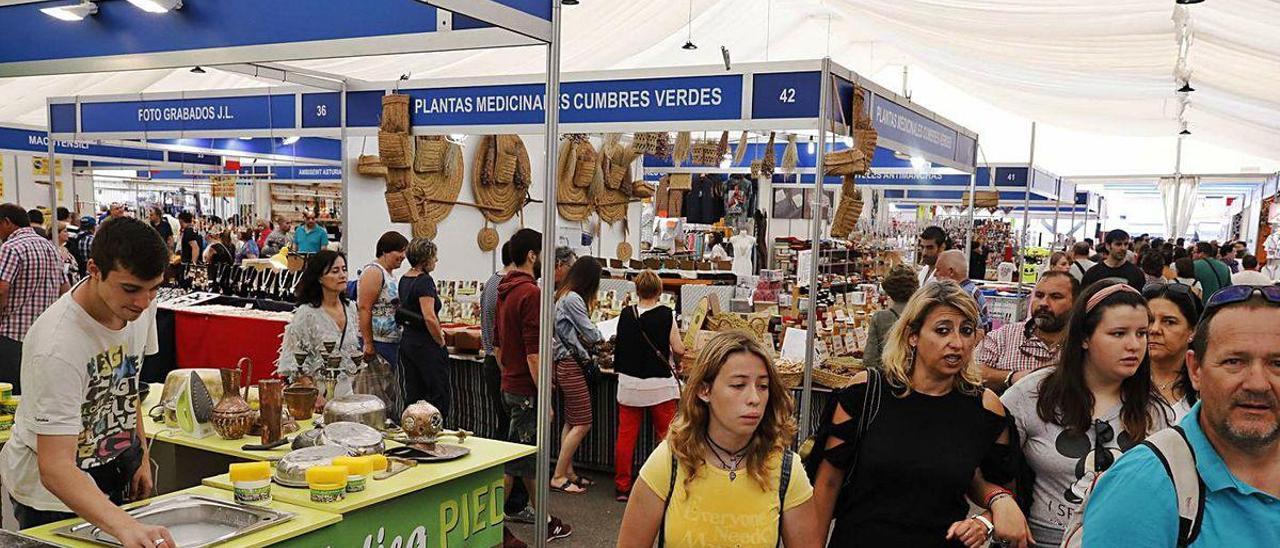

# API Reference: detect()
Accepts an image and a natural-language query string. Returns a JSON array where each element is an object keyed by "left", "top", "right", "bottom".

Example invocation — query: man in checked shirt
[
  {"left": 978, "top": 270, "right": 1079, "bottom": 393},
  {"left": 0, "top": 203, "right": 69, "bottom": 394}
]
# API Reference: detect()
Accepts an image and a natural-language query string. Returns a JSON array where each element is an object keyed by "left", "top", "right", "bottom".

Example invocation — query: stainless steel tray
[{"left": 52, "top": 495, "right": 294, "bottom": 548}]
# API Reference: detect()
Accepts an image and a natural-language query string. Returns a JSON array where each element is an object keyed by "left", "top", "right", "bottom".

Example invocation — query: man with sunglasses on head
[
  {"left": 977, "top": 271, "right": 1080, "bottom": 393},
  {"left": 1081, "top": 229, "right": 1146, "bottom": 290},
  {"left": 1081, "top": 285, "right": 1280, "bottom": 547}
]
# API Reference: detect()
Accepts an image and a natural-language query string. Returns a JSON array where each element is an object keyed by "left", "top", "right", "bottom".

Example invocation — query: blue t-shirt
[
  {"left": 1082, "top": 402, "right": 1280, "bottom": 547},
  {"left": 293, "top": 225, "right": 330, "bottom": 253}
]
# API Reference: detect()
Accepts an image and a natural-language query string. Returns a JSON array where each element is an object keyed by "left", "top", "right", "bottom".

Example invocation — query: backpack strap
[
  {"left": 1141, "top": 426, "right": 1205, "bottom": 546},
  {"left": 776, "top": 448, "right": 794, "bottom": 547},
  {"left": 658, "top": 451, "right": 677, "bottom": 548}
]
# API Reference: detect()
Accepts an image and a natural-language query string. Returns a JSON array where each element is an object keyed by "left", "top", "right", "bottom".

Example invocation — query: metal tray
[{"left": 52, "top": 495, "right": 294, "bottom": 548}]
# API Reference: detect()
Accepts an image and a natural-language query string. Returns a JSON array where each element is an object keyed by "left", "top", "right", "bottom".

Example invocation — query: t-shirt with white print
[{"left": 0, "top": 287, "right": 158, "bottom": 512}]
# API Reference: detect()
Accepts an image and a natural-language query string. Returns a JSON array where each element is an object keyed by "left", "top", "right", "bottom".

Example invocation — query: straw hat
[
  {"left": 472, "top": 135, "right": 532, "bottom": 224},
  {"left": 409, "top": 140, "right": 464, "bottom": 224},
  {"left": 477, "top": 227, "right": 499, "bottom": 252},
  {"left": 616, "top": 242, "right": 633, "bottom": 262}
]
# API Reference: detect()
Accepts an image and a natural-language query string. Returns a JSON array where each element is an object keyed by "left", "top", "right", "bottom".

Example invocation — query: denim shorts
[{"left": 502, "top": 392, "right": 537, "bottom": 477}]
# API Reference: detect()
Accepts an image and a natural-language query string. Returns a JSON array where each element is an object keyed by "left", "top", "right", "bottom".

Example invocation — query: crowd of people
[{"left": 0, "top": 199, "right": 1275, "bottom": 547}]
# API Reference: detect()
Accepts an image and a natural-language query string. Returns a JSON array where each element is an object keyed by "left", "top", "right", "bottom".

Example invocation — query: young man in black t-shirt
[
  {"left": 1081, "top": 229, "right": 1146, "bottom": 290},
  {"left": 178, "top": 212, "right": 201, "bottom": 264}
]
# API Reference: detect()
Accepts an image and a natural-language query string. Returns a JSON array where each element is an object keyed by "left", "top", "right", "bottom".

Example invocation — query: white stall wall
[
  {"left": 345, "top": 135, "right": 642, "bottom": 282},
  {"left": 0, "top": 152, "right": 78, "bottom": 212}
]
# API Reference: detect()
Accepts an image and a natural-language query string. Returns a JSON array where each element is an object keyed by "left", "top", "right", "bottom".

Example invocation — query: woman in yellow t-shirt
[{"left": 617, "top": 330, "right": 819, "bottom": 548}]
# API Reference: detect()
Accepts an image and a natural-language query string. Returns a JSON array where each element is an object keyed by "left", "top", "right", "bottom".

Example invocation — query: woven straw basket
[
  {"left": 414, "top": 137, "right": 447, "bottom": 174},
  {"left": 381, "top": 94, "right": 410, "bottom": 133},
  {"left": 379, "top": 132, "right": 413, "bottom": 169},
  {"left": 385, "top": 189, "right": 414, "bottom": 223},
  {"left": 385, "top": 167, "right": 412, "bottom": 192},
  {"left": 356, "top": 155, "right": 386, "bottom": 177}
]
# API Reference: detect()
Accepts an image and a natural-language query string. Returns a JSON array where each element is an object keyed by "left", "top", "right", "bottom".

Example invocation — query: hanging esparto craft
[
  {"left": 672, "top": 131, "right": 691, "bottom": 168},
  {"left": 556, "top": 135, "right": 594, "bottom": 222},
  {"left": 408, "top": 139, "right": 464, "bottom": 224},
  {"left": 380, "top": 94, "right": 410, "bottom": 133},
  {"left": 471, "top": 135, "right": 532, "bottom": 223},
  {"left": 477, "top": 227, "right": 499, "bottom": 252}
]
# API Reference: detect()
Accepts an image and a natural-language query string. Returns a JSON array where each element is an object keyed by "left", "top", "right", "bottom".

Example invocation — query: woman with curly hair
[
  {"left": 617, "top": 330, "right": 819, "bottom": 548},
  {"left": 811, "top": 280, "right": 1031, "bottom": 547}
]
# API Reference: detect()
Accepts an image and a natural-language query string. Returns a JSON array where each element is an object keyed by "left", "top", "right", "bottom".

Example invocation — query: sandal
[
  {"left": 569, "top": 475, "right": 595, "bottom": 487},
  {"left": 550, "top": 479, "right": 587, "bottom": 495}
]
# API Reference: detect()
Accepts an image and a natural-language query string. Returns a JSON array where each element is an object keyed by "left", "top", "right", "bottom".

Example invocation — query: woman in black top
[
  {"left": 396, "top": 238, "right": 450, "bottom": 417},
  {"left": 611, "top": 270, "right": 685, "bottom": 502},
  {"left": 811, "top": 280, "right": 1032, "bottom": 548}
]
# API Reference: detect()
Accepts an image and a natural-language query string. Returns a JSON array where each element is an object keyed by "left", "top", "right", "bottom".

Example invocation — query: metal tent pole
[
  {"left": 340, "top": 82, "right": 349, "bottom": 252},
  {"left": 1052, "top": 178, "right": 1061, "bottom": 249},
  {"left": 798, "top": 57, "right": 833, "bottom": 440},
  {"left": 533, "top": 4, "right": 562, "bottom": 547},
  {"left": 46, "top": 103, "right": 57, "bottom": 240},
  {"left": 1017, "top": 122, "right": 1036, "bottom": 293},
  {"left": 964, "top": 144, "right": 977, "bottom": 260}
]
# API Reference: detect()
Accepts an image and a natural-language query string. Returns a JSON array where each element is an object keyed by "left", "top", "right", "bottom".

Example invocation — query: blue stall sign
[
  {"left": 77, "top": 95, "right": 297, "bottom": 133},
  {"left": 351, "top": 74, "right": 744, "bottom": 127},
  {"left": 870, "top": 93, "right": 959, "bottom": 163},
  {"left": 273, "top": 165, "right": 343, "bottom": 180},
  {"left": 855, "top": 172, "right": 974, "bottom": 188},
  {"left": 0, "top": 126, "right": 163, "bottom": 161},
  {"left": 751, "top": 71, "right": 821, "bottom": 120},
  {"left": 302, "top": 93, "right": 341, "bottom": 129}
]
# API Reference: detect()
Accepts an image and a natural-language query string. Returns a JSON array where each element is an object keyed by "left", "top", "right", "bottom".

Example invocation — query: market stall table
[
  {"left": 204, "top": 437, "right": 534, "bottom": 547},
  {"left": 172, "top": 307, "right": 289, "bottom": 384},
  {"left": 20, "top": 485, "right": 341, "bottom": 548}
]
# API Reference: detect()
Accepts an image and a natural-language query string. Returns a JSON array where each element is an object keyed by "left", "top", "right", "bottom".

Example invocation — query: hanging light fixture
[
  {"left": 561, "top": 0, "right": 579, "bottom": 4},
  {"left": 682, "top": 0, "right": 697, "bottom": 50},
  {"left": 1179, "top": 121, "right": 1192, "bottom": 135},
  {"left": 126, "top": 0, "right": 182, "bottom": 13},
  {"left": 1175, "top": 0, "right": 1204, "bottom": 5},
  {"left": 190, "top": 66, "right": 206, "bottom": 74},
  {"left": 40, "top": 1, "right": 97, "bottom": 21},
  {"left": 1177, "top": 81, "right": 1195, "bottom": 93}
]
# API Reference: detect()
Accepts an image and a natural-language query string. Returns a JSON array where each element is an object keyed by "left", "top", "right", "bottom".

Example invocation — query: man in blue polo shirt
[
  {"left": 1082, "top": 286, "right": 1280, "bottom": 546},
  {"left": 293, "top": 212, "right": 329, "bottom": 254}
]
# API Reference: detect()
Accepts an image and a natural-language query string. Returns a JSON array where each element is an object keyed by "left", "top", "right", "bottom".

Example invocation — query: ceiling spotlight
[
  {"left": 681, "top": 0, "right": 696, "bottom": 51},
  {"left": 281, "top": 136, "right": 300, "bottom": 145},
  {"left": 190, "top": 66, "right": 206, "bottom": 74},
  {"left": 239, "top": 136, "right": 253, "bottom": 141},
  {"left": 1174, "top": 0, "right": 1204, "bottom": 5},
  {"left": 1180, "top": 128, "right": 1192, "bottom": 135},
  {"left": 721, "top": 46, "right": 732, "bottom": 71},
  {"left": 910, "top": 156, "right": 929, "bottom": 171},
  {"left": 1177, "top": 81, "right": 1195, "bottom": 93},
  {"left": 682, "top": 41, "right": 698, "bottom": 50},
  {"left": 40, "top": 1, "right": 97, "bottom": 21},
  {"left": 561, "top": 0, "right": 579, "bottom": 4},
  {"left": 126, "top": 0, "right": 182, "bottom": 13}
]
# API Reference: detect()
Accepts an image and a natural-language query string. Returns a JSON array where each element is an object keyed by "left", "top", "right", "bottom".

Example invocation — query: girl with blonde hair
[
  {"left": 618, "top": 330, "right": 819, "bottom": 548},
  {"left": 810, "top": 280, "right": 1032, "bottom": 547}
]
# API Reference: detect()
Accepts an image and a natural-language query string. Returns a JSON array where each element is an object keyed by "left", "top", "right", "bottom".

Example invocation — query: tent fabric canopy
[{"left": 2, "top": 0, "right": 1277, "bottom": 175}]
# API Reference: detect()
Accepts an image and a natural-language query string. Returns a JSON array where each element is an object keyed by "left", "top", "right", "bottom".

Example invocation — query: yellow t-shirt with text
[{"left": 639, "top": 440, "right": 813, "bottom": 548}]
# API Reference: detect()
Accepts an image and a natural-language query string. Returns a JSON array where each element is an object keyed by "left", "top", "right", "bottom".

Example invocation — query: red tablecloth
[{"left": 174, "top": 310, "right": 286, "bottom": 383}]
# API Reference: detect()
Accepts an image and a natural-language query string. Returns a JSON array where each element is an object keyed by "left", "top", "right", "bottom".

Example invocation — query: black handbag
[
  {"left": 394, "top": 305, "right": 425, "bottom": 329},
  {"left": 556, "top": 328, "right": 600, "bottom": 386}
]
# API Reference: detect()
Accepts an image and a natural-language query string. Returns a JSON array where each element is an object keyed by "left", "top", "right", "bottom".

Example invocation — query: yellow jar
[
  {"left": 229, "top": 462, "right": 272, "bottom": 505},
  {"left": 306, "top": 465, "right": 348, "bottom": 503},
  {"left": 332, "top": 456, "right": 373, "bottom": 493}
]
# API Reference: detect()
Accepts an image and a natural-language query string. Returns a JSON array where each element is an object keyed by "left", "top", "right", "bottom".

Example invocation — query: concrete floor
[{"left": 506, "top": 470, "right": 627, "bottom": 547}]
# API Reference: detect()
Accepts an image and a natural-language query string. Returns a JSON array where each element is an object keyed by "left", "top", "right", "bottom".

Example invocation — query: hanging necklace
[{"left": 705, "top": 434, "right": 749, "bottom": 482}]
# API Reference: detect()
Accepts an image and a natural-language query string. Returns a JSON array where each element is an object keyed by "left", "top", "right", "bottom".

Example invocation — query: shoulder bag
[
  {"left": 555, "top": 327, "right": 600, "bottom": 386},
  {"left": 801, "top": 368, "right": 883, "bottom": 516},
  {"left": 629, "top": 305, "right": 684, "bottom": 387}
]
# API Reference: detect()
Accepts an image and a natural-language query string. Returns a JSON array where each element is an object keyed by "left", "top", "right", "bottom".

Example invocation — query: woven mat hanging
[
  {"left": 471, "top": 135, "right": 532, "bottom": 223},
  {"left": 616, "top": 241, "right": 633, "bottom": 262},
  {"left": 409, "top": 140, "right": 465, "bottom": 224},
  {"left": 556, "top": 136, "right": 596, "bottom": 222},
  {"left": 477, "top": 227, "right": 499, "bottom": 251}
]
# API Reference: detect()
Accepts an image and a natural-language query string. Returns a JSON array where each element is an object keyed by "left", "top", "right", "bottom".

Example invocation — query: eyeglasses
[
  {"left": 1093, "top": 420, "right": 1115, "bottom": 473},
  {"left": 1204, "top": 285, "right": 1280, "bottom": 312}
]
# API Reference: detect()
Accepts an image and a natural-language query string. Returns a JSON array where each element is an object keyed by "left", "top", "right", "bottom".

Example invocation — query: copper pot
[
  {"left": 284, "top": 386, "right": 318, "bottom": 420},
  {"left": 210, "top": 360, "right": 256, "bottom": 440}
]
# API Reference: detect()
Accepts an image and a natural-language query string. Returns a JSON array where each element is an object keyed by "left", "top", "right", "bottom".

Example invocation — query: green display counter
[
  {"left": 204, "top": 437, "right": 534, "bottom": 547},
  {"left": 20, "top": 485, "right": 342, "bottom": 547}
]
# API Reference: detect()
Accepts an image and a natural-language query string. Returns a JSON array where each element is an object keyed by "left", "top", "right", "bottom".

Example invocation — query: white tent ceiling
[{"left": 2, "top": 0, "right": 1277, "bottom": 176}]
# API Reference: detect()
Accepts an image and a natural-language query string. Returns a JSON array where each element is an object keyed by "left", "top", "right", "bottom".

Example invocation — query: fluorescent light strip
[{"left": 126, "top": 0, "right": 181, "bottom": 13}]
